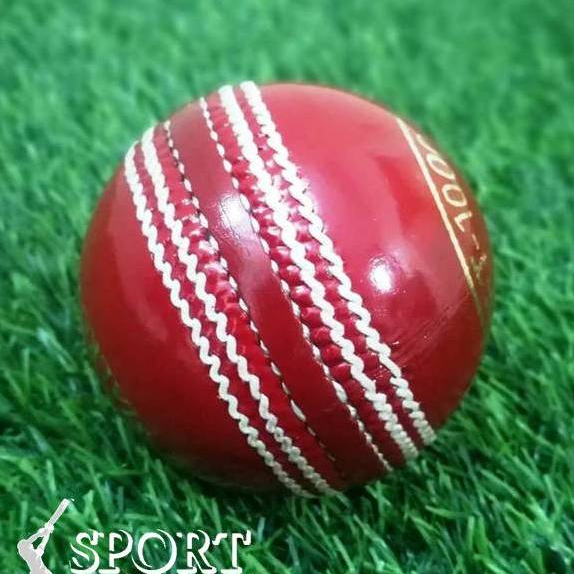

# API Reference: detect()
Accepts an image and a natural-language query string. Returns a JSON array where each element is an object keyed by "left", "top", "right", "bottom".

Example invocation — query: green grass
[{"left": 0, "top": 0, "right": 572, "bottom": 572}]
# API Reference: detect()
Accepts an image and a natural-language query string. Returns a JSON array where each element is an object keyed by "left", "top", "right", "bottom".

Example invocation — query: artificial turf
[{"left": 0, "top": 0, "right": 573, "bottom": 572}]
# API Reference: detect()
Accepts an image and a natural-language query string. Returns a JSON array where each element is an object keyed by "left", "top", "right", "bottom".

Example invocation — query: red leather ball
[{"left": 81, "top": 82, "right": 493, "bottom": 495}]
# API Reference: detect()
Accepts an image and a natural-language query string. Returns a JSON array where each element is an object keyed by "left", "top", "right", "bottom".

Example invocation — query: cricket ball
[{"left": 81, "top": 82, "right": 493, "bottom": 495}]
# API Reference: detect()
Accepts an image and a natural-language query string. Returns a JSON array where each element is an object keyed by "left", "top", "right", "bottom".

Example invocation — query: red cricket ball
[{"left": 81, "top": 82, "right": 493, "bottom": 495}]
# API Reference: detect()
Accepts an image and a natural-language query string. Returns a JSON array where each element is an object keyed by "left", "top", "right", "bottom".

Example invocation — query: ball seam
[
  {"left": 125, "top": 139, "right": 311, "bottom": 496},
  {"left": 240, "top": 81, "right": 436, "bottom": 447},
  {"left": 161, "top": 120, "right": 344, "bottom": 493},
  {"left": 215, "top": 85, "right": 417, "bottom": 461},
  {"left": 202, "top": 90, "right": 394, "bottom": 473}
]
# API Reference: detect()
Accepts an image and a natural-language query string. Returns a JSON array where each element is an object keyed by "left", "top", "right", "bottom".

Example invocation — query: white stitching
[
  {"left": 124, "top": 140, "right": 310, "bottom": 496},
  {"left": 241, "top": 81, "right": 436, "bottom": 446},
  {"left": 165, "top": 120, "right": 311, "bottom": 431},
  {"left": 160, "top": 122, "right": 337, "bottom": 494},
  {"left": 217, "top": 85, "right": 418, "bottom": 461},
  {"left": 201, "top": 94, "right": 392, "bottom": 473},
  {"left": 141, "top": 128, "right": 333, "bottom": 494},
  {"left": 243, "top": 82, "right": 436, "bottom": 444}
]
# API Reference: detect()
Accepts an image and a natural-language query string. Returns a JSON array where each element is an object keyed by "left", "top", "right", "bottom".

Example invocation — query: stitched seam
[
  {"left": 234, "top": 93, "right": 424, "bottom": 454},
  {"left": 216, "top": 85, "right": 417, "bottom": 461},
  {"left": 160, "top": 121, "right": 340, "bottom": 493},
  {"left": 164, "top": 121, "right": 332, "bottom": 457},
  {"left": 141, "top": 127, "right": 331, "bottom": 494},
  {"left": 201, "top": 92, "right": 393, "bottom": 473},
  {"left": 124, "top": 138, "right": 311, "bottom": 497},
  {"left": 241, "top": 81, "right": 436, "bottom": 446}
]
